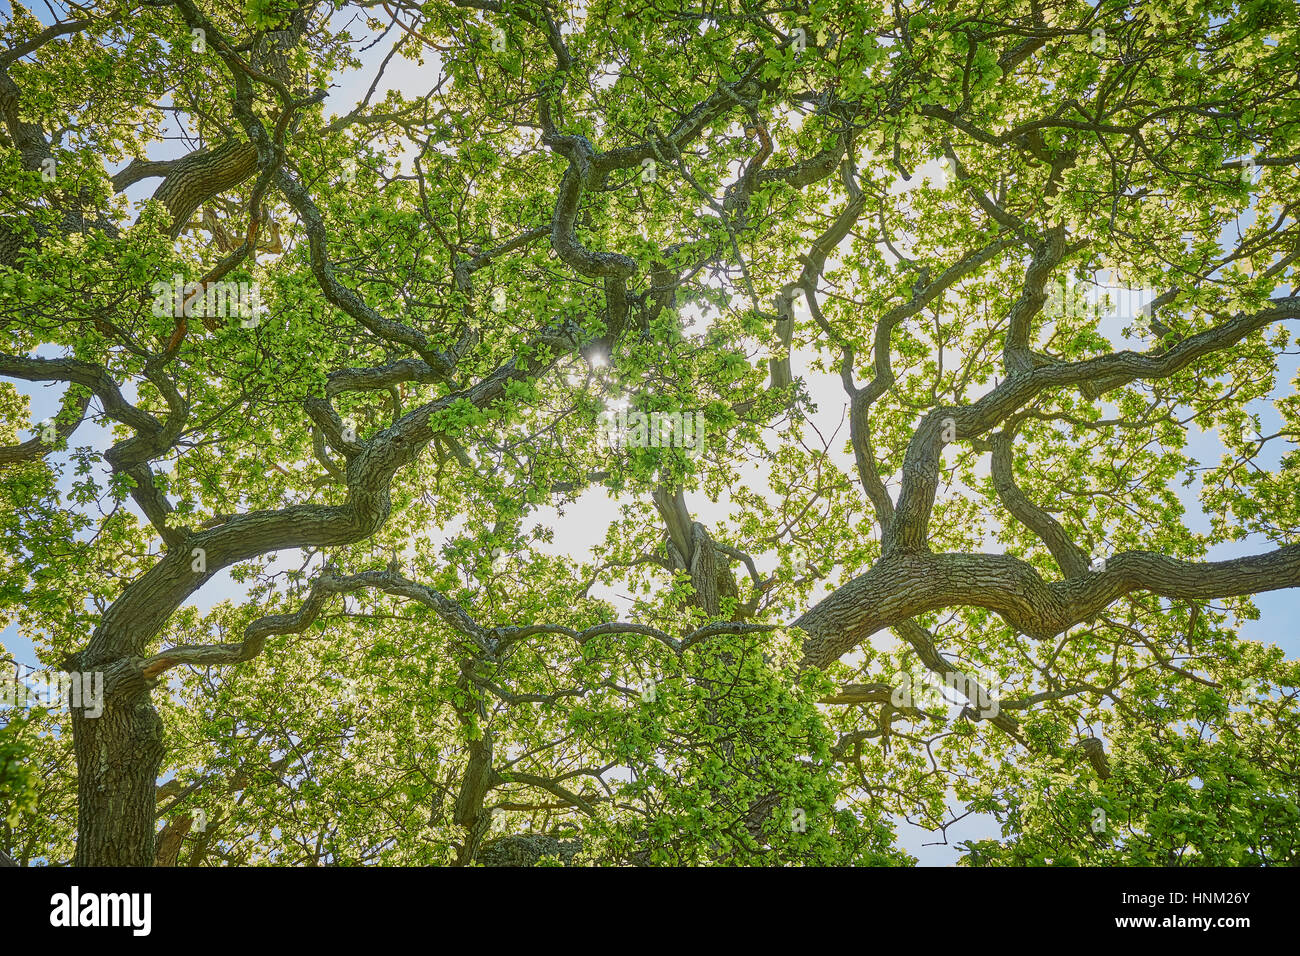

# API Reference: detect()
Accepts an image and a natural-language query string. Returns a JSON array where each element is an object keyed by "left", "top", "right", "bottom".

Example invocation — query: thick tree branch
[{"left": 797, "top": 545, "right": 1300, "bottom": 669}]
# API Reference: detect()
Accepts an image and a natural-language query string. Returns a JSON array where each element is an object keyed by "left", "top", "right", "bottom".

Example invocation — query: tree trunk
[{"left": 71, "top": 660, "right": 164, "bottom": 866}]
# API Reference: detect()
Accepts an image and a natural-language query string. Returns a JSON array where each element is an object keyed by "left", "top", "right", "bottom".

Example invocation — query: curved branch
[
  {"left": 988, "top": 427, "right": 1089, "bottom": 577},
  {"left": 797, "top": 545, "right": 1300, "bottom": 669},
  {"left": 0, "top": 385, "right": 90, "bottom": 466},
  {"left": 885, "top": 295, "right": 1300, "bottom": 555}
]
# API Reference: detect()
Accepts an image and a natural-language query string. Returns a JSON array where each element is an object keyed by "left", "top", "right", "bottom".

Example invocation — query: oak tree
[{"left": 2, "top": 0, "right": 1299, "bottom": 866}]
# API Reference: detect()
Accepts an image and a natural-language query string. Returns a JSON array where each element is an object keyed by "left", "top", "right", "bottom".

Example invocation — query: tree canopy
[{"left": 1, "top": 0, "right": 1299, "bottom": 867}]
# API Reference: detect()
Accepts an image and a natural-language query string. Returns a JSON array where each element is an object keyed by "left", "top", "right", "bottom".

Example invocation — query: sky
[{"left": 2, "top": 2, "right": 1297, "bottom": 866}]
